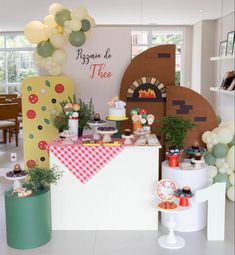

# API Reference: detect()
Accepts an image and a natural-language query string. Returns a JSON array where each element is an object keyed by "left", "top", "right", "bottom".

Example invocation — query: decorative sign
[
  {"left": 156, "top": 179, "right": 177, "bottom": 201},
  {"left": 75, "top": 48, "right": 113, "bottom": 79}
]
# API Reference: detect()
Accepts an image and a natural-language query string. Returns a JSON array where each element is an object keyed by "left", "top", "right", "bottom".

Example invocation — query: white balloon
[
  {"left": 227, "top": 146, "right": 235, "bottom": 170},
  {"left": 49, "top": 34, "right": 65, "bottom": 48},
  {"left": 45, "top": 57, "right": 56, "bottom": 69},
  {"left": 208, "top": 165, "right": 218, "bottom": 178},
  {"left": 211, "top": 138, "right": 218, "bottom": 145},
  {"left": 44, "top": 15, "right": 57, "bottom": 28},
  {"left": 222, "top": 162, "right": 229, "bottom": 169},
  {"left": 218, "top": 167, "right": 227, "bottom": 174},
  {"left": 212, "top": 127, "right": 220, "bottom": 134},
  {"left": 211, "top": 132, "right": 217, "bottom": 139},
  {"left": 70, "top": 18, "right": 82, "bottom": 31},
  {"left": 207, "top": 143, "right": 213, "bottom": 151},
  {"left": 208, "top": 177, "right": 214, "bottom": 185},
  {"left": 207, "top": 137, "right": 212, "bottom": 144},
  {"left": 229, "top": 173, "right": 235, "bottom": 186},
  {"left": 71, "top": 6, "right": 88, "bottom": 19},
  {"left": 226, "top": 168, "right": 233, "bottom": 175},
  {"left": 215, "top": 158, "right": 225, "bottom": 168},
  {"left": 202, "top": 131, "right": 211, "bottom": 143},
  {"left": 217, "top": 127, "right": 233, "bottom": 144},
  {"left": 43, "top": 25, "right": 53, "bottom": 37},
  {"left": 219, "top": 121, "right": 235, "bottom": 134},
  {"left": 48, "top": 64, "right": 62, "bottom": 76},
  {"left": 227, "top": 186, "right": 235, "bottom": 201},
  {"left": 24, "top": 20, "right": 48, "bottom": 43},
  {"left": 49, "top": 3, "right": 64, "bottom": 16},
  {"left": 52, "top": 49, "right": 66, "bottom": 64}
]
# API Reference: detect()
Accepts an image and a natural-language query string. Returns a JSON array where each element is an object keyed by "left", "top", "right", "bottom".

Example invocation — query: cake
[{"left": 107, "top": 96, "right": 126, "bottom": 120}]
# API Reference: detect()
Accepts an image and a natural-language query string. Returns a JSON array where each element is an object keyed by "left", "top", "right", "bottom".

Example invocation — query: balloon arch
[{"left": 24, "top": 3, "right": 95, "bottom": 75}]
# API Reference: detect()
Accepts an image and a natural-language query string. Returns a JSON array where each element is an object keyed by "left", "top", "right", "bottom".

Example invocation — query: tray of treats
[
  {"left": 96, "top": 126, "right": 117, "bottom": 133},
  {"left": 11, "top": 188, "right": 32, "bottom": 198},
  {"left": 82, "top": 139, "right": 101, "bottom": 146},
  {"left": 103, "top": 141, "right": 121, "bottom": 147},
  {"left": 157, "top": 201, "right": 178, "bottom": 210}
]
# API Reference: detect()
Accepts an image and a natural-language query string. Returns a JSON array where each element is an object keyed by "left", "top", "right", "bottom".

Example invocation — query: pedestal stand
[
  {"left": 5, "top": 175, "right": 27, "bottom": 191},
  {"left": 106, "top": 117, "right": 128, "bottom": 138},
  {"left": 96, "top": 129, "right": 118, "bottom": 142},
  {"left": 87, "top": 121, "right": 106, "bottom": 140}
]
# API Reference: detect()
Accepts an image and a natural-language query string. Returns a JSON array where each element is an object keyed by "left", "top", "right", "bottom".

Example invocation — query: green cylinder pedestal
[{"left": 5, "top": 189, "right": 51, "bottom": 249}]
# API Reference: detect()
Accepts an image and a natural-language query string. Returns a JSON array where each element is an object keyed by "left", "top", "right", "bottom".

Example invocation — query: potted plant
[
  {"left": 160, "top": 115, "right": 196, "bottom": 167},
  {"left": 51, "top": 111, "right": 69, "bottom": 133}
]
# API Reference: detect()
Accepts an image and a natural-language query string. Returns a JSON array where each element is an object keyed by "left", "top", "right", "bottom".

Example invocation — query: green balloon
[
  {"left": 37, "top": 41, "right": 55, "bottom": 58},
  {"left": 214, "top": 173, "right": 230, "bottom": 189},
  {"left": 81, "top": 19, "right": 91, "bottom": 32},
  {"left": 55, "top": 9, "right": 71, "bottom": 27},
  {"left": 204, "top": 153, "right": 216, "bottom": 165},
  {"left": 228, "top": 135, "right": 235, "bottom": 147},
  {"left": 212, "top": 143, "right": 229, "bottom": 158},
  {"left": 69, "top": 31, "right": 85, "bottom": 47}
]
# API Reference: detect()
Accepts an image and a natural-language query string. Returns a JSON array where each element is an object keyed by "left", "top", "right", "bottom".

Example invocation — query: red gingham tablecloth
[{"left": 48, "top": 140, "right": 124, "bottom": 183}]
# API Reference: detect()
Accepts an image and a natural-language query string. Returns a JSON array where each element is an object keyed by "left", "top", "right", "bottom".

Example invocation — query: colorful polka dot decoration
[{"left": 22, "top": 76, "right": 74, "bottom": 169}]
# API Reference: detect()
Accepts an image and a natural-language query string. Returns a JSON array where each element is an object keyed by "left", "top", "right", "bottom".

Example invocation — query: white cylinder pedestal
[
  {"left": 161, "top": 160, "right": 208, "bottom": 232},
  {"left": 68, "top": 119, "right": 78, "bottom": 138}
]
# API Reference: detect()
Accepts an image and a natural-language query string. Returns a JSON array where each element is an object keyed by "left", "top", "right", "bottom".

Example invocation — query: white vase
[{"left": 68, "top": 119, "right": 78, "bottom": 138}]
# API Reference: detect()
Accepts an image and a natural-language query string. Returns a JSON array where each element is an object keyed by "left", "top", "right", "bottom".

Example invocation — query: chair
[{"left": 0, "top": 103, "right": 19, "bottom": 146}]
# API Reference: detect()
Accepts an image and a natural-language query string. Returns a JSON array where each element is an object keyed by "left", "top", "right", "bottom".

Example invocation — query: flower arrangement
[
  {"left": 130, "top": 108, "right": 155, "bottom": 129},
  {"left": 63, "top": 102, "right": 80, "bottom": 120}
]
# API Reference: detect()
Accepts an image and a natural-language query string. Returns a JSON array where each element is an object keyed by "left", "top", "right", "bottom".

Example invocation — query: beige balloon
[
  {"left": 44, "top": 15, "right": 57, "bottom": 28},
  {"left": 70, "top": 18, "right": 82, "bottom": 31},
  {"left": 48, "top": 64, "right": 62, "bottom": 76},
  {"left": 226, "top": 145, "right": 235, "bottom": 170},
  {"left": 227, "top": 186, "right": 234, "bottom": 201},
  {"left": 49, "top": 3, "right": 64, "bottom": 16},
  {"left": 71, "top": 6, "right": 88, "bottom": 19},
  {"left": 24, "top": 20, "right": 48, "bottom": 43},
  {"left": 52, "top": 49, "right": 66, "bottom": 64},
  {"left": 49, "top": 34, "right": 65, "bottom": 48}
]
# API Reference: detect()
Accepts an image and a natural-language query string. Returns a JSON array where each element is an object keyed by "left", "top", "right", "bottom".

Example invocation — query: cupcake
[
  {"left": 94, "top": 113, "right": 101, "bottom": 121},
  {"left": 124, "top": 129, "right": 132, "bottom": 136},
  {"left": 182, "top": 186, "right": 191, "bottom": 194},
  {"left": 194, "top": 153, "right": 202, "bottom": 160}
]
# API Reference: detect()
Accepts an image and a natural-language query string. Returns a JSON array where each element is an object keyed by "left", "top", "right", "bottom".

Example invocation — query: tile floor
[{"left": 0, "top": 130, "right": 234, "bottom": 255}]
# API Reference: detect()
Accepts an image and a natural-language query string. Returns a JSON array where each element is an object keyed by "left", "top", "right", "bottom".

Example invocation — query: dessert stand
[
  {"left": 96, "top": 129, "right": 118, "bottom": 142},
  {"left": 106, "top": 117, "right": 128, "bottom": 138},
  {"left": 59, "top": 131, "right": 76, "bottom": 144},
  {"left": 5, "top": 174, "right": 28, "bottom": 191},
  {"left": 191, "top": 158, "right": 205, "bottom": 169},
  {"left": 87, "top": 121, "right": 106, "bottom": 140},
  {"left": 121, "top": 134, "right": 134, "bottom": 145}
]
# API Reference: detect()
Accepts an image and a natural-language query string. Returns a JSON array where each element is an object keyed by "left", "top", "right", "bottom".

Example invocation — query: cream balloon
[
  {"left": 48, "top": 64, "right": 62, "bottom": 75},
  {"left": 211, "top": 137, "right": 218, "bottom": 145},
  {"left": 71, "top": 6, "right": 88, "bottom": 19},
  {"left": 229, "top": 173, "right": 235, "bottom": 186},
  {"left": 85, "top": 15, "right": 96, "bottom": 27},
  {"left": 49, "top": 3, "right": 64, "bottom": 16},
  {"left": 70, "top": 18, "right": 82, "bottom": 31},
  {"left": 24, "top": 20, "right": 48, "bottom": 43},
  {"left": 227, "top": 186, "right": 235, "bottom": 201},
  {"left": 208, "top": 165, "right": 218, "bottom": 178},
  {"left": 218, "top": 167, "right": 227, "bottom": 174},
  {"left": 226, "top": 146, "right": 235, "bottom": 170},
  {"left": 52, "top": 49, "right": 66, "bottom": 64},
  {"left": 202, "top": 131, "right": 211, "bottom": 143},
  {"left": 44, "top": 15, "right": 57, "bottom": 28},
  {"left": 226, "top": 168, "right": 233, "bottom": 175},
  {"left": 45, "top": 57, "right": 56, "bottom": 69},
  {"left": 43, "top": 25, "right": 53, "bottom": 37},
  {"left": 220, "top": 121, "right": 235, "bottom": 133},
  {"left": 215, "top": 158, "right": 225, "bottom": 168},
  {"left": 217, "top": 127, "right": 233, "bottom": 144},
  {"left": 49, "top": 34, "right": 65, "bottom": 48},
  {"left": 207, "top": 143, "right": 213, "bottom": 151}
]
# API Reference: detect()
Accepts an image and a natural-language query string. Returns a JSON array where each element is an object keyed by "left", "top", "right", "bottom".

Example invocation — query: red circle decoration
[
  {"left": 38, "top": 140, "right": 48, "bottom": 150},
  {"left": 55, "top": 83, "right": 64, "bottom": 93},
  {"left": 26, "top": 110, "right": 36, "bottom": 119},
  {"left": 26, "top": 159, "right": 36, "bottom": 169},
  {"left": 28, "top": 94, "right": 38, "bottom": 104}
]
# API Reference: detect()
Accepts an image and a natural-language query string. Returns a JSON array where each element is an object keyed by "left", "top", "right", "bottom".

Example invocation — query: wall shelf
[
  {"left": 210, "top": 55, "right": 235, "bottom": 61},
  {"left": 210, "top": 87, "right": 235, "bottom": 95}
]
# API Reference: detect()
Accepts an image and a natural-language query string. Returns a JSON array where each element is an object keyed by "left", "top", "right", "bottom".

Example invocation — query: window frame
[{"left": 0, "top": 31, "right": 37, "bottom": 93}]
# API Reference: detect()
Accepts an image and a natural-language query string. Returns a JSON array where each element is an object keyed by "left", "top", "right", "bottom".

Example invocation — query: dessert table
[{"left": 48, "top": 137, "right": 161, "bottom": 230}]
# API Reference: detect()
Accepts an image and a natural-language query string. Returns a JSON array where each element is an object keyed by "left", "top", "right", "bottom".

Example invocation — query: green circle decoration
[
  {"left": 69, "top": 31, "right": 85, "bottom": 47},
  {"left": 212, "top": 143, "right": 229, "bottom": 158},
  {"left": 29, "top": 134, "right": 34, "bottom": 139},
  {"left": 44, "top": 118, "right": 50, "bottom": 125},
  {"left": 41, "top": 106, "right": 47, "bottom": 111},
  {"left": 81, "top": 19, "right": 91, "bottom": 32},
  {"left": 55, "top": 9, "right": 71, "bottom": 27},
  {"left": 27, "top": 86, "right": 32, "bottom": 91},
  {"left": 37, "top": 41, "right": 55, "bottom": 58},
  {"left": 204, "top": 153, "right": 216, "bottom": 165}
]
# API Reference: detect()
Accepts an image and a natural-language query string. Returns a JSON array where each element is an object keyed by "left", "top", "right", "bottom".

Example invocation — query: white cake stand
[
  {"left": 5, "top": 174, "right": 28, "bottom": 191},
  {"left": 60, "top": 132, "right": 76, "bottom": 144},
  {"left": 191, "top": 158, "right": 205, "bottom": 169},
  {"left": 122, "top": 134, "right": 134, "bottom": 145},
  {"left": 96, "top": 129, "right": 118, "bottom": 142},
  {"left": 157, "top": 204, "right": 191, "bottom": 249},
  {"left": 87, "top": 121, "right": 106, "bottom": 140}
]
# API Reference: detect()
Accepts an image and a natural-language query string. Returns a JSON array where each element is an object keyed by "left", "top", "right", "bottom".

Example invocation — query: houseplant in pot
[{"left": 160, "top": 115, "right": 196, "bottom": 167}]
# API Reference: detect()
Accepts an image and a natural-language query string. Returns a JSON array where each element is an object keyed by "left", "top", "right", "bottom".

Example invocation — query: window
[
  {"left": 0, "top": 32, "right": 38, "bottom": 94},
  {"left": 131, "top": 29, "right": 184, "bottom": 85}
]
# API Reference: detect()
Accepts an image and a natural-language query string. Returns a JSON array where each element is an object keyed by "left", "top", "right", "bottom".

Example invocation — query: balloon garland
[
  {"left": 202, "top": 121, "right": 235, "bottom": 201},
  {"left": 24, "top": 3, "right": 95, "bottom": 76}
]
